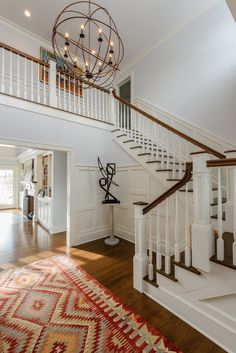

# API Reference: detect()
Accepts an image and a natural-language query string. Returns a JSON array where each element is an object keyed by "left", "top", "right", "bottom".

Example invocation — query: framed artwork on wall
[{"left": 40, "top": 47, "right": 83, "bottom": 96}]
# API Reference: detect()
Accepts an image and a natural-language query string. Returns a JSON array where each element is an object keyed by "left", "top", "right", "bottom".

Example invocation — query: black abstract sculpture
[{"left": 98, "top": 157, "right": 120, "bottom": 204}]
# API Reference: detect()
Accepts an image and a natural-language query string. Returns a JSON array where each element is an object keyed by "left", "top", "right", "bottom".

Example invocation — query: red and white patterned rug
[{"left": 0, "top": 256, "right": 182, "bottom": 353}]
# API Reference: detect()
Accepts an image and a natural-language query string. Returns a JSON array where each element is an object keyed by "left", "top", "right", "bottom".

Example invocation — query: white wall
[
  {"left": 52, "top": 150, "right": 67, "bottom": 232},
  {"left": 119, "top": 0, "right": 236, "bottom": 145},
  {"left": 0, "top": 103, "right": 135, "bottom": 166}
]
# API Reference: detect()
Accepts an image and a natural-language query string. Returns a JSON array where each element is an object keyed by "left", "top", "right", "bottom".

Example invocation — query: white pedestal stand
[{"left": 104, "top": 203, "right": 120, "bottom": 246}]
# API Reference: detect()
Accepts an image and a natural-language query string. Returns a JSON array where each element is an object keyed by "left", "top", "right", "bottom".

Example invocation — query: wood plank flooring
[{"left": 0, "top": 209, "right": 226, "bottom": 353}]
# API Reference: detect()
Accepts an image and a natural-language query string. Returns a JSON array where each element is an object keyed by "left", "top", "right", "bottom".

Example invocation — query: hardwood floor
[{"left": 0, "top": 209, "right": 226, "bottom": 353}]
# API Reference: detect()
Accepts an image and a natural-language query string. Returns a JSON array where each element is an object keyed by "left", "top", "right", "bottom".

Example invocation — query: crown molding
[
  {"left": 0, "top": 16, "right": 52, "bottom": 50},
  {"left": 119, "top": 0, "right": 220, "bottom": 75}
]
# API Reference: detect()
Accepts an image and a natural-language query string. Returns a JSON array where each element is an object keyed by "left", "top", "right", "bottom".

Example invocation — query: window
[{"left": 0, "top": 169, "right": 14, "bottom": 208}]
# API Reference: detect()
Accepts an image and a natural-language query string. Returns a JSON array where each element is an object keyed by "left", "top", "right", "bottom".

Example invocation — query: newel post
[
  {"left": 192, "top": 153, "right": 213, "bottom": 272},
  {"left": 133, "top": 202, "right": 148, "bottom": 293},
  {"left": 48, "top": 60, "right": 57, "bottom": 107}
]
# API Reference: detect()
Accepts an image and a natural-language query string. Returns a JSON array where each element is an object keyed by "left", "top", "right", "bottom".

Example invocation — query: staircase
[{"left": 110, "top": 91, "right": 236, "bottom": 353}]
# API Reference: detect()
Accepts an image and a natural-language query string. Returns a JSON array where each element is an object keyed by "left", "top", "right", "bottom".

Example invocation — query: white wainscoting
[
  {"left": 75, "top": 164, "right": 188, "bottom": 251},
  {"left": 75, "top": 165, "right": 110, "bottom": 245}
]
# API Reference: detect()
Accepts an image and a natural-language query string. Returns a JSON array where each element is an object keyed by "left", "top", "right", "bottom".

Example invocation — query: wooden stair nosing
[
  {"left": 156, "top": 268, "right": 178, "bottom": 282},
  {"left": 123, "top": 139, "right": 134, "bottom": 144},
  {"left": 143, "top": 275, "right": 159, "bottom": 288},
  {"left": 210, "top": 255, "right": 236, "bottom": 271},
  {"left": 172, "top": 260, "right": 201, "bottom": 275},
  {"left": 130, "top": 146, "right": 142, "bottom": 150},
  {"left": 137, "top": 153, "right": 151, "bottom": 156},
  {"left": 211, "top": 197, "right": 227, "bottom": 207},
  {"left": 211, "top": 214, "right": 226, "bottom": 221},
  {"left": 111, "top": 128, "right": 120, "bottom": 133},
  {"left": 117, "top": 134, "right": 127, "bottom": 138}
]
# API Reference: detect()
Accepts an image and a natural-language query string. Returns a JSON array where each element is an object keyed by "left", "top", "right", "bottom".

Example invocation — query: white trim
[
  {"left": 0, "top": 95, "right": 112, "bottom": 132},
  {"left": 134, "top": 97, "right": 235, "bottom": 151},
  {"left": 119, "top": 0, "right": 220, "bottom": 74},
  {"left": 0, "top": 165, "right": 19, "bottom": 209},
  {"left": 144, "top": 282, "right": 236, "bottom": 353},
  {"left": 0, "top": 16, "right": 52, "bottom": 50}
]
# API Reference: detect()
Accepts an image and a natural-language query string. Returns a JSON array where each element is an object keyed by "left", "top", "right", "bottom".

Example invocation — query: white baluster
[
  {"left": 37, "top": 63, "right": 40, "bottom": 103},
  {"left": 165, "top": 199, "right": 171, "bottom": 274},
  {"left": 179, "top": 137, "right": 182, "bottom": 179},
  {"left": 156, "top": 205, "right": 162, "bottom": 270},
  {"left": 82, "top": 83, "right": 85, "bottom": 116},
  {"left": 24, "top": 57, "right": 27, "bottom": 99},
  {"left": 63, "top": 73, "right": 66, "bottom": 110},
  {"left": 94, "top": 88, "right": 98, "bottom": 120},
  {"left": 217, "top": 168, "right": 224, "bottom": 261},
  {"left": 1, "top": 47, "right": 5, "bottom": 93},
  {"left": 233, "top": 166, "right": 236, "bottom": 266},
  {"left": 9, "top": 50, "right": 13, "bottom": 95},
  {"left": 103, "top": 90, "right": 105, "bottom": 121},
  {"left": 172, "top": 135, "right": 176, "bottom": 179},
  {"left": 42, "top": 66, "right": 46, "bottom": 104},
  {"left": 185, "top": 183, "right": 191, "bottom": 266},
  {"left": 73, "top": 78, "right": 76, "bottom": 113},
  {"left": 58, "top": 71, "right": 61, "bottom": 108},
  {"left": 78, "top": 82, "right": 82, "bottom": 115},
  {"left": 68, "top": 76, "right": 71, "bottom": 112},
  {"left": 165, "top": 131, "right": 169, "bottom": 169},
  {"left": 174, "top": 191, "right": 180, "bottom": 262},
  {"left": 148, "top": 213, "right": 154, "bottom": 280},
  {"left": 161, "top": 128, "right": 165, "bottom": 168},
  {"left": 16, "top": 54, "right": 20, "bottom": 97},
  {"left": 30, "top": 60, "right": 34, "bottom": 101},
  {"left": 138, "top": 113, "right": 141, "bottom": 145}
]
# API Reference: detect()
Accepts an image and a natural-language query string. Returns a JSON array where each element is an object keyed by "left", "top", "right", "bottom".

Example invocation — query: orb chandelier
[{"left": 52, "top": 0, "right": 124, "bottom": 89}]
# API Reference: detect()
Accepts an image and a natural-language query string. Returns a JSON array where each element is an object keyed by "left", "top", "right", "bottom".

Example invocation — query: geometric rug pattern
[{"left": 0, "top": 256, "right": 183, "bottom": 353}]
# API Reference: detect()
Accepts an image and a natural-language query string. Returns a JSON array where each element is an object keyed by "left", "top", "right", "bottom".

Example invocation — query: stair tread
[
  {"left": 130, "top": 146, "right": 142, "bottom": 150},
  {"left": 156, "top": 268, "right": 178, "bottom": 282},
  {"left": 172, "top": 252, "right": 201, "bottom": 275},
  {"left": 111, "top": 128, "right": 120, "bottom": 132},
  {"left": 210, "top": 255, "right": 236, "bottom": 270}
]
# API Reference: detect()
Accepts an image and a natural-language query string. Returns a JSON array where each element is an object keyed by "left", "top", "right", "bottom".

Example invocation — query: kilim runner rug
[{"left": 0, "top": 256, "right": 183, "bottom": 353}]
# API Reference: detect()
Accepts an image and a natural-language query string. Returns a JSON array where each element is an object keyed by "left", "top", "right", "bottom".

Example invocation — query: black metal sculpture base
[{"left": 102, "top": 200, "right": 120, "bottom": 204}]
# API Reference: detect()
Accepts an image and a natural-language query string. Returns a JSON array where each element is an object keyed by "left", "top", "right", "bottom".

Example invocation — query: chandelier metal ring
[{"left": 52, "top": 1, "right": 124, "bottom": 89}]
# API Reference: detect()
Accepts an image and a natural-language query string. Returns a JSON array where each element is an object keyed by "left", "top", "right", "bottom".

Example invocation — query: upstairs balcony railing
[{"left": 0, "top": 42, "right": 112, "bottom": 124}]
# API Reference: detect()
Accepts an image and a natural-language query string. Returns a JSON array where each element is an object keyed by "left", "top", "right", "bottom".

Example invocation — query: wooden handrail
[
  {"left": 207, "top": 158, "right": 236, "bottom": 168},
  {"left": 0, "top": 42, "right": 110, "bottom": 94},
  {"left": 143, "top": 162, "right": 193, "bottom": 214},
  {"left": 0, "top": 42, "right": 49, "bottom": 67},
  {"left": 112, "top": 90, "right": 225, "bottom": 160},
  {"left": 56, "top": 68, "right": 110, "bottom": 93}
]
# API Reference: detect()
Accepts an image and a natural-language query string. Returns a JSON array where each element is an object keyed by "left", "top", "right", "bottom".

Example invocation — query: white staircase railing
[{"left": 0, "top": 42, "right": 112, "bottom": 124}]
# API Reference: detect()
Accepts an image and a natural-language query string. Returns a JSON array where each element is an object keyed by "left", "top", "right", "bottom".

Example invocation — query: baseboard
[
  {"left": 144, "top": 282, "right": 236, "bottom": 353},
  {"left": 50, "top": 225, "right": 67, "bottom": 234},
  {"left": 76, "top": 227, "right": 110, "bottom": 245}
]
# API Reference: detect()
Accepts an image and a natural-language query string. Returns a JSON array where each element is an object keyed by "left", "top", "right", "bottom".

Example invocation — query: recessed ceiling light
[{"left": 24, "top": 10, "right": 31, "bottom": 18}]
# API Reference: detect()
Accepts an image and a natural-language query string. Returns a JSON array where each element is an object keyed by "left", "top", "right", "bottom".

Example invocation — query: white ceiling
[{"left": 0, "top": 0, "right": 216, "bottom": 67}]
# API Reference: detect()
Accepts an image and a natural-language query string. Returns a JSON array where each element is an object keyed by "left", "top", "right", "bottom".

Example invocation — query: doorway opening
[
  {"left": 118, "top": 77, "right": 131, "bottom": 130},
  {"left": 0, "top": 141, "right": 74, "bottom": 249}
]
